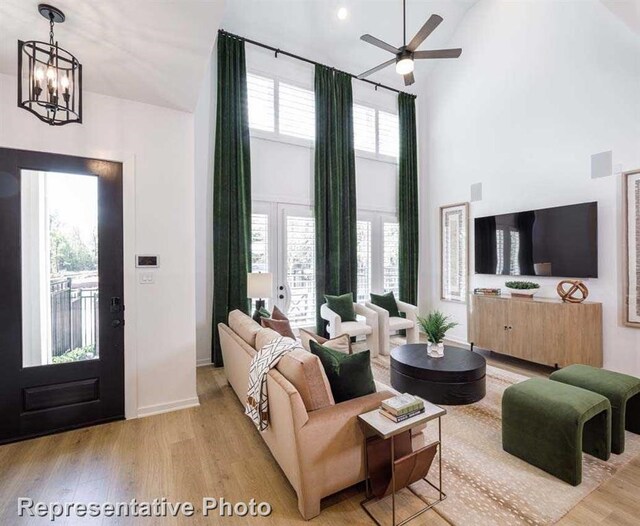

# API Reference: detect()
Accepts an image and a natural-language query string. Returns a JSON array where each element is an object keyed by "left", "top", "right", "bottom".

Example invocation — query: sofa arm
[
  {"left": 397, "top": 301, "right": 418, "bottom": 324},
  {"left": 354, "top": 303, "right": 378, "bottom": 331},
  {"left": 299, "top": 389, "right": 393, "bottom": 439},
  {"left": 320, "top": 303, "right": 341, "bottom": 337}
]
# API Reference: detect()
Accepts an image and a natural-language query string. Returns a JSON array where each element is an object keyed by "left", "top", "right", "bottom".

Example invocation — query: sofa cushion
[
  {"left": 228, "top": 310, "right": 262, "bottom": 347},
  {"left": 255, "top": 327, "right": 281, "bottom": 351},
  {"left": 299, "top": 328, "right": 352, "bottom": 354},
  {"left": 325, "top": 292, "right": 356, "bottom": 322},
  {"left": 370, "top": 291, "right": 400, "bottom": 318},
  {"left": 310, "top": 341, "right": 376, "bottom": 403},
  {"left": 276, "top": 349, "right": 335, "bottom": 411},
  {"left": 261, "top": 317, "right": 295, "bottom": 339}
]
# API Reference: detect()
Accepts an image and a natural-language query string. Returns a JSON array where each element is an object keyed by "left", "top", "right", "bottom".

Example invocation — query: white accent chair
[
  {"left": 365, "top": 300, "right": 419, "bottom": 356},
  {"left": 320, "top": 302, "right": 380, "bottom": 358}
]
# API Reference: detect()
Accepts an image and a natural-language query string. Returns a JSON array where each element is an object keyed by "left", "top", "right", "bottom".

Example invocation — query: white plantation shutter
[
  {"left": 251, "top": 213, "right": 270, "bottom": 310},
  {"left": 285, "top": 216, "right": 316, "bottom": 327},
  {"left": 251, "top": 214, "right": 269, "bottom": 273},
  {"left": 279, "top": 82, "right": 315, "bottom": 140},
  {"left": 353, "top": 104, "right": 376, "bottom": 153},
  {"left": 378, "top": 110, "right": 399, "bottom": 158},
  {"left": 247, "top": 73, "right": 275, "bottom": 132},
  {"left": 383, "top": 222, "right": 400, "bottom": 296},
  {"left": 357, "top": 221, "right": 372, "bottom": 302}
]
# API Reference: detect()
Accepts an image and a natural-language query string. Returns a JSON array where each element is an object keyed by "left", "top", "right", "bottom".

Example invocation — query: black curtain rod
[{"left": 218, "top": 29, "right": 416, "bottom": 98}]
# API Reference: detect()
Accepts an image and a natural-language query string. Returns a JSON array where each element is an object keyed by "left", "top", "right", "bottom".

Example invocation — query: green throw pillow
[
  {"left": 370, "top": 291, "right": 400, "bottom": 318},
  {"left": 325, "top": 292, "right": 356, "bottom": 322},
  {"left": 309, "top": 340, "right": 376, "bottom": 403}
]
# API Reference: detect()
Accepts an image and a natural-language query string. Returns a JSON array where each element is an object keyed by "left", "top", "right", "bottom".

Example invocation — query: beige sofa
[{"left": 218, "top": 310, "right": 394, "bottom": 520}]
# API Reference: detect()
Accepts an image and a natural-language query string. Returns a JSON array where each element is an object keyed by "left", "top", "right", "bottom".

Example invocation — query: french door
[
  {"left": 251, "top": 202, "right": 400, "bottom": 330},
  {"left": 252, "top": 202, "right": 316, "bottom": 330},
  {"left": 0, "top": 148, "right": 124, "bottom": 444}
]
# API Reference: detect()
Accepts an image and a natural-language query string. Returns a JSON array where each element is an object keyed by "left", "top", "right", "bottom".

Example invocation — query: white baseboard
[
  {"left": 444, "top": 335, "right": 471, "bottom": 349},
  {"left": 137, "top": 397, "right": 200, "bottom": 418},
  {"left": 197, "top": 358, "right": 213, "bottom": 367}
]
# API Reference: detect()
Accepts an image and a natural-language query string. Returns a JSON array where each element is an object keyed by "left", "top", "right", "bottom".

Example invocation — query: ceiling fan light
[{"left": 395, "top": 57, "right": 414, "bottom": 75}]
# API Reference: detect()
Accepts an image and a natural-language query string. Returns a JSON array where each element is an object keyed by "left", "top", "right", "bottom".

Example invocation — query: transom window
[{"left": 247, "top": 72, "right": 399, "bottom": 159}]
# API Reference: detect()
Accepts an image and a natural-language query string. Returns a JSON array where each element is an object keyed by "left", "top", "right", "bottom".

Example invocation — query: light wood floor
[{"left": 0, "top": 352, "right": 638, "bottom": 525}]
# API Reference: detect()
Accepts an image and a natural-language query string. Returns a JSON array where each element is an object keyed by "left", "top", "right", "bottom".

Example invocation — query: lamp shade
[{"left": 247, "top": 272, "right": 273, "bottom": 298}]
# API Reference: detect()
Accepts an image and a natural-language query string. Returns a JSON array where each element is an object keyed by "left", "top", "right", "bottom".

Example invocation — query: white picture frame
[
  {"left": 441, "top": 202, "right": 469, "bottom": 303},
  {"left": 624, "top": 170, "right": 640, "bottom": 328}
]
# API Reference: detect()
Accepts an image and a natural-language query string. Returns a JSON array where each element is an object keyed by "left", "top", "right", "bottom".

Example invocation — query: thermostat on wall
[{"left": 136, "top": 255, "right": 159, "bottom": 268}]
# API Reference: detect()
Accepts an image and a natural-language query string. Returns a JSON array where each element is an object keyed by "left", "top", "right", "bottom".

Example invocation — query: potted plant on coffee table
[
  {"left": 417, "top": 310, "right": 458, "bottom": 358},
  {"left": 505, "top": 280, "right": 540, "bottom": 298}
]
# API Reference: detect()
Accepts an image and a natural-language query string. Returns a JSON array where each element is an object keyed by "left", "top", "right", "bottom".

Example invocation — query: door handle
[{"left": 278, "top": 294, "right": 284, "bottom": 299}]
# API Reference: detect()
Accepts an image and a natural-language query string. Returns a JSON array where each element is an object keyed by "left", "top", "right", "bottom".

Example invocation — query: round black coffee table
[{"left": 390, "top": 344, "right": 486, "bottom": 405}]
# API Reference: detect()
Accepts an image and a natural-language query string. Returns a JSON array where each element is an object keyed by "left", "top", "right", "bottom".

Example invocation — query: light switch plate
[{"left": 139, "top": 273, "right": 155, "bottom": 285}]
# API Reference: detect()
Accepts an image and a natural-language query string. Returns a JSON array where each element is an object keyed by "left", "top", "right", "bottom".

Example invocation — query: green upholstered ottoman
[
  {"left": 502, "top": 378, "right": 611, "bottom": 485},
  {"left": 550, "top": 364, "right": 640, "bottom": 454}
]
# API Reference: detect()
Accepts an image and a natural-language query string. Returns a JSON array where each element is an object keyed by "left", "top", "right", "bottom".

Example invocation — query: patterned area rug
[{"left": 368, "top": 350, "right": 640, "bottom": 526}]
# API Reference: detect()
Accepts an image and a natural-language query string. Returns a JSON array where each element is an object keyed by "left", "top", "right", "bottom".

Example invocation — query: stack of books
[
  {"left": 474, "top": 287, "right": 501, "bottom": 296},
  {"left": 379, "top": 394, "right": 425, "bottom": 423}
]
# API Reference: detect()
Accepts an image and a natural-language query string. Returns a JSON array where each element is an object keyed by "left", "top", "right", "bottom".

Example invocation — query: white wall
[
  {"left": 420, "top": 0, "right": 640, "bottom": 375},
  {"left": 194, "top": 50, "right": 217, "bottom": 367},
  {"left": 0, "top": 73, "right": 199, "bottom": 416}
]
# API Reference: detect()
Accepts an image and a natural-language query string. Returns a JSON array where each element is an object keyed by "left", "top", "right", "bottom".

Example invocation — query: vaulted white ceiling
[
  {"left": 0, "top": 0, "right": 224, "bottom": 112},
  {"left": 222, "top": 0, "right": 477, "bottom": 92}
]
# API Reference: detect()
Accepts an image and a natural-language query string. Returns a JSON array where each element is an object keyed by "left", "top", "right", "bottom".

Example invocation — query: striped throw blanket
[{"left": 246, "top": 336, "right": 299, "bottom": 431}]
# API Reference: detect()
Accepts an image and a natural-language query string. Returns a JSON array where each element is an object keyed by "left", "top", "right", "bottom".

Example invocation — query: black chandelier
[{"left": 18, "top": 4, "right": 82, "bottom": 126}]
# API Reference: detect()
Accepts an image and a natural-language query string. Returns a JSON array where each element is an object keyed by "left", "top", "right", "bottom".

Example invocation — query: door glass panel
[
  {"left": 357, "top": 220, "right": 372, "bottom": 302},
  {"left": 383, "top": 222, "right": 400, "bottom": 297},
  {"left": 285, "top": 215, "right": 315, "bottom": 328},
  {"left": 21, "top": 170, "right": 99, "bottom": 367}
]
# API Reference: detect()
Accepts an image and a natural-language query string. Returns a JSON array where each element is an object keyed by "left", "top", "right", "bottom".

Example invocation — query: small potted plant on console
[
  {"left": 505, "top": 280, "right": 540, "bottom": 298},
  {"left": 418, "top": 310, "right": 458, "bottom": 358}
]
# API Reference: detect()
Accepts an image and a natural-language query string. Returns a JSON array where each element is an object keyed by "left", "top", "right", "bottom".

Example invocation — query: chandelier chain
[{"left": 49, "top": 15, "right": 55, "bottom": 46}]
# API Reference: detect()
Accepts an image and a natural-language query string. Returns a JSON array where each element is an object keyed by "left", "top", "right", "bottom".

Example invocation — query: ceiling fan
[{"left": 358, "top": 0, "right": 462, "bottom": 86}]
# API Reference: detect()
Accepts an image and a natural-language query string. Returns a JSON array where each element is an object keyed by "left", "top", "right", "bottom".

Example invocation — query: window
[
  {"left": 353, "top": 104, "right": 376, "bottom": 153},
  {"left": 247, "top": 73, "right": 275, "bottom": 132},
  {"left": 246, "top": 72, "right": 399, "bottom": 159},
  {"left": 378, "top": 110, "right": 399, "bottom": 158},
  {"left": 285, "top": 215, "right": 316, "bottom": 327},
  {"left": 356, "top": 221, "right": 372, "bottom": 302},
  {"left": 279, "top": 82, "right": 315, "bottom": 140},
  {"left": 383, "top": 222, "right": 400, "bottom": 297}
]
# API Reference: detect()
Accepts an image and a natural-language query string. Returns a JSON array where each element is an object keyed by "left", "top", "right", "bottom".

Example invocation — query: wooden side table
[{"left": 358, "top": 398, "right": 446, "bottom": 526}]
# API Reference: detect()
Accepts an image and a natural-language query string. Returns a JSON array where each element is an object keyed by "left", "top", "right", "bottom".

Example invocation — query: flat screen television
[{"left": 474, "top": 202, "right": 598, "bottom": 278}]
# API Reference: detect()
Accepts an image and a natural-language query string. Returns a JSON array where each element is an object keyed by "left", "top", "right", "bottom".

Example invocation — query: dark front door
[{"left": 0, "top": 148, "right": 124, "bottom": 444}]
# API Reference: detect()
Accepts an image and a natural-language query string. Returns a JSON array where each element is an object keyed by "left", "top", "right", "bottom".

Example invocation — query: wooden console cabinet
[{"left": 468, "top": 295, "right": 602, "bottom": 368}]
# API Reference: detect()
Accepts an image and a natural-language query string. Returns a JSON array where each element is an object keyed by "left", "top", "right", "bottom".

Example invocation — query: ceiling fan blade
[
  {"left": 360, "top": 34, "right": 400, "bottom": 54},
  {"left": 357, "top": 58, "right": 396, "bottom": 79},
  {"left": 406, "top": 14, "right": 443, "bottom": 51},
  {"left": 414, "top": 48, "right": 463, "bottom": 59},
  {"left": 404, "top": 72, "right": 415, "bottom": 86}
]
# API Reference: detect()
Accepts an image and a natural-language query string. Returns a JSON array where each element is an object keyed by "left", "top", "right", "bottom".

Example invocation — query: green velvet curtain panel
[
  {"left": 211, "top": 33, "right": 252, "bottom": 366},
  {"left": 398, "top": 93, "right": 419, "bottom": 306},
  {"left": 314, "top": 65, "right": 358, "bottom": 334}
]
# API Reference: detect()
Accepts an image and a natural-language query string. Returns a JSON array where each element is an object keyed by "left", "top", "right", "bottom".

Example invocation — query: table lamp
[{"left": 247, "top": 272, "right": 273, "bottom": 323}]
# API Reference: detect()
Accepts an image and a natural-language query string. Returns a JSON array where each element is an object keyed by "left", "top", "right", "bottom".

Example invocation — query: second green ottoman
[
  {"left": 502, "top": 378, "right": 611, "bottom": 485},
  {"left": 550, "top": 364, "right": 640, "bottom": 454}
]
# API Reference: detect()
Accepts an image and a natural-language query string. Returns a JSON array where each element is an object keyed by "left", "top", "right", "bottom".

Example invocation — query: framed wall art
[
  {"left": 441, "top": 202, "right": 469, "bottom": 303},
  {"left": 624, "top": 169, "right": 640, "bottom": 327}
]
